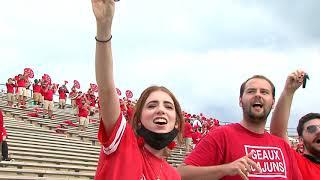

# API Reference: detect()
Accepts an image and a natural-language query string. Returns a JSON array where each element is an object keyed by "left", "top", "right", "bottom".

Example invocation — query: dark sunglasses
[{"left": 306, "top": 125, "right": 320, "bottom": 134}]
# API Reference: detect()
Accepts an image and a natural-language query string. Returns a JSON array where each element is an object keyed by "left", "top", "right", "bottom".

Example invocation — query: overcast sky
[{"left": 1, "top": 0, "right": 319, "bottom": 135}]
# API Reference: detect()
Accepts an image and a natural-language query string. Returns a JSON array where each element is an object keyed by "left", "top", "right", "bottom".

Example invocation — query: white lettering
[
  {"left": 279, "top": 162, "right": 285, "bottom": 172},
  {"left": 271, "top": 161, "right": 280, "bottom": 172},
  {"left": 274, "top": 150, "right": 280, "bottom": 160},
  {"left": 268, "top": 150, "right": 274, "bottom": 160},
  {"left": 260, "top": 162, "right": 286, "bottom": 173},
  {"left": 256, "top": 150, "right": 262, "bottom": 160},
  {"left": 251, "top": 150, "right": 257, "bottom": 160},
  {"left": 262, "top": 150, "right": 269, "bottom": 160}
]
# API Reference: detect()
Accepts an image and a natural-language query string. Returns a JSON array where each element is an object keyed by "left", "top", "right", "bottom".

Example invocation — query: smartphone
[{"left": 302, "top": 73, "right": 310, "bottom": 88}]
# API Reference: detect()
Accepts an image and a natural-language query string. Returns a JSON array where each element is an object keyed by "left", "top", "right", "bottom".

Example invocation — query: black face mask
[{"left": 137, "top": 125, "right": 178, "bottom": 150}]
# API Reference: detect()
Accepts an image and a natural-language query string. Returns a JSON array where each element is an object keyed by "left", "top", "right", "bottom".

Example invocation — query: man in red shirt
[
  {"left": 58, "top": 84, "right": 69, "bottom": 109},
  {"left": 85, "top": 89, "right": 96, "bottom": 116},
  {"left": 6, "top": 78, "right": 16, "bottom": 107},
  {"left": 178, "top": 75, "right": 302, "bottom": 180},
  {"left": 183, "top": 119, "right": 193, "bottom": 153},
  {"left": 192, "top": 127, "right": 202, "bottom": 146},
  {"left": 43, "top": 84, "right": 57, "bottom": 119},
  {"left": 78, "top": 98, "right": 90, "bottom": 131},
  {"left": 16, "top": 74, "right": 28, "bottom": 107},
  {"left": 32, "top": 79, "right": 42, "bottom": 105},
  {"left": 270, "top": 70, "right": 320, "bottom": 179}
]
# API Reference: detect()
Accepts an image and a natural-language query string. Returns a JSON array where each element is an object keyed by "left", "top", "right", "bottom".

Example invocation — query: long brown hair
[{"left": 131, "top": 86, "right": 184, "bottom": 146}]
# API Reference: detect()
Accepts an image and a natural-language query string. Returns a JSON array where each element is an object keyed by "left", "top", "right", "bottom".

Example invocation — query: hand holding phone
[{"left": 302, "top": 73, "right": 310, "bottom": 88}]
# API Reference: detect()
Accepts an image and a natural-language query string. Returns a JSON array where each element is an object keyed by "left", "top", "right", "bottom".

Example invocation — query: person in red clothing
[
  {"left": 178, "top": 75, "right": 302, "bottom": 180},
  {"left": 183, "top": 119, "right": 193, "bottom": 152},
  {"left": 270, "top": 70, "right": 320, "bottom": 179},
  {"left": 43, "top": 84, "right": 57, "bottom": 119},
  {"left": 191, "top": 127, "right": 202, "bottom": 147},
  {"left": 92, "top": 1, "right": 184, "bottom": 179},
  {"left": 78, "top": 98, "right": 90, "bottom": 131},
  {"left": 16, "top": 74, "right": 28, "bottom": 107},
  {"left": 32, "top": 79, "right": 42, "bottom": 105},
  {"left": 39, "top": 79, "right": 48, "bottom": 107},
  {"left": 6, "top": 78, "right": 16, "bottom": 107},
  {"left": 58, "top": 83, "right": 69, "bottom": 109},
  {"left": 85, "top": 89, "right": 96, "bottom": 116}
]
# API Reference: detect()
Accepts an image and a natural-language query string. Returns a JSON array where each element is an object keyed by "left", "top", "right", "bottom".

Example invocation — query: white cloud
[{"left": 0, "top": 0, "right": 319, "bottom": 135}]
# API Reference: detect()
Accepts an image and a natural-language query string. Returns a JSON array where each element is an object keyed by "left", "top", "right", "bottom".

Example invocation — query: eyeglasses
[{"left": 305, "top": 125, "right": 320, "bottom": 134}]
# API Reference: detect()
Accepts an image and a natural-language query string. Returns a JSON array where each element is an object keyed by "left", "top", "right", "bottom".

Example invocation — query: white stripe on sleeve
[{"left": 102, "top": 115, "right": 127, "bottom": 155}]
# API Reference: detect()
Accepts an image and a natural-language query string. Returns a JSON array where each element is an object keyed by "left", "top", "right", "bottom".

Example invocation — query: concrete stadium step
[
  {"left": 10, "top": 155, "right": 97, "bottom": 167},
  {"left": 7, "top": 136, "right": 99, "bottom": 150},
  {"left": 0, "top": 175, "right": 62, "bottom": 180},
  {"left": 9, "top": 150, "right": 98, "bottom": 163},
  {"left": 8, "top": 146, "right": 99, "bottom": 159},
  {"left": 7, "top": 141, "right": 100, "bottom": 155},
  {"left": 6, "top": 130, "right": 100, "bottom": 146},
  {"left": 6, "top": 130, "right": 96, "bottom": 146},
  {"left": 0, "top": 168, "right": 94, "bottom": 179},
  {"left": 0, "top": 161, "right": 96, "bottom": 172}
]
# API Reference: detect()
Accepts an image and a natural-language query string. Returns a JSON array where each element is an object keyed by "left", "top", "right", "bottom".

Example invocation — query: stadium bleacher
[{"left": 0, "top": 92, "right": 187, "bottom": 179}]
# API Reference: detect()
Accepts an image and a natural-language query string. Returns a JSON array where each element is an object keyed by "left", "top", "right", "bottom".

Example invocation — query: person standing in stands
[
  {"left": 183, "top": 118, "right": 193, "bottom": 153},
  {"left": 78, "top": 97, "right": 90, "bottom": 131},
  {"left": 6, "top": 78, "right": 16, "bottom": 107},
  {"left": 32, "top": 79, "right": 42, "bottom": 105},
  {"left": 16, "top": 74, "right": 28, "bottom": 107},
  {"left": 43, "top": 84, "right": 57, "bottom": 119},
  {"left": 58, "top": 83, "right": 69, "bottom": 109},
  {"left": 91, "top": 0, "right": 184, "bottom": 179}
]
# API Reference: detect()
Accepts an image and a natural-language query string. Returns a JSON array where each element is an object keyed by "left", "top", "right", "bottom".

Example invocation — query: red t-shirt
[
  {"left": 17, "top": 78, "right": 26, "bottom": 87},
  {"left": 183, "top": 122, "right": 193, "bottom": 138},
  {"left": 33, "top": 84, "right": 41, "bottom": 93},
  {"left": 78, "top": 104, "right": 89, "bottom": 118},
  {"left": 59, "top": 89, "right": 67, "bottom": 99},
  {"left": 292, "top": 149, "right": 320, "bottom": 179},
  {"left": 184, "top": 123, "right": 302, "bottom": 180},
  {"left": 95, "top": 114, "right": 181, "bottom": 180},
  {"left": 44, "top": 89, "right": 55, "bottom": 101},
  {"left": 6, "top": 83, "right": 15, "bottom": 93}
]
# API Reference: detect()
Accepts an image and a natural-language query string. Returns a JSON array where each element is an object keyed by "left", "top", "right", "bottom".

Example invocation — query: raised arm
[
  {"left": 92, "top": 0, "right": 120, "bottom": 137},
  {"left": 270, "top": 70, "right": 305, "bottom": 143}
]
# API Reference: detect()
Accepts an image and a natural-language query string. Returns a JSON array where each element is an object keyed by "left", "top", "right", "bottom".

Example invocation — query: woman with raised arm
[{"left": 91, "top": 0, "right": 184, "bottom": 179}]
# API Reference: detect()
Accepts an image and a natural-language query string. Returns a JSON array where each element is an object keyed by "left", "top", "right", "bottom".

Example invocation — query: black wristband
[{"left": 95, "top": 35, "right": 112, "bottom": 43}]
